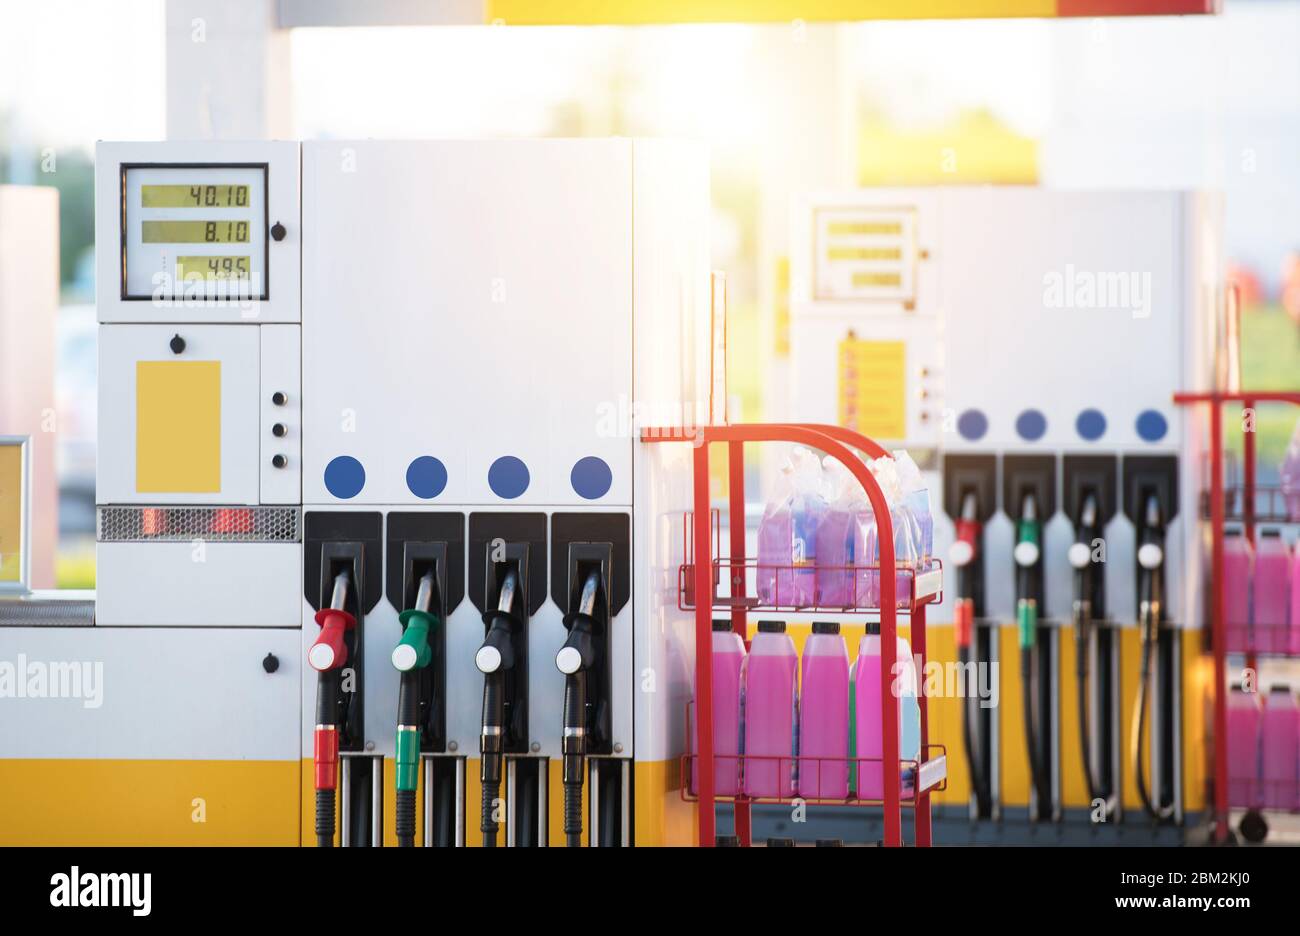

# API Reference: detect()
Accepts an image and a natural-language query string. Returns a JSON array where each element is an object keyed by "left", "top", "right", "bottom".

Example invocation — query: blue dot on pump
[
  {"left": 406, "top": 456, "right": 448, "bottom": 499},
  {"left": 571, "top": 456, "right": 613, "bottom": 500},
  {"left": 1015, "top": 409, "right": 1048, "bottom": 442},
  {"left": 324, "top": 456, "right": 365, "bottom": 499},
  {"left": 1076, "top": 409, "right": 1107, "bottom": 442},
  {"left": 1136, "top": 410, "right": 1169, "bottom": 443},
  {"left": 488, "top": 456, "right": 530, "bottom": 499},
  {"left": 957, "top": 409, "right": 989, "bottom": 442}
]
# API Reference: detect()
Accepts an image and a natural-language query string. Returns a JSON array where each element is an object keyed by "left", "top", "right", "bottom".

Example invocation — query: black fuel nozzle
[
  {"left": 1132, "top": 491, "right": 1174, "bottom": 822},
  {"left": 1136, "top": 493, "right": 1166, "bottom": 636},
  {"left": 558, "top": 568, "right": 606, "bottom": 847},
  {"left": 476, "top": 566, "right": 523, "bottom": 847},
  {"left": 1013, "top": 491, "right": 1051, "bottom": 820}
]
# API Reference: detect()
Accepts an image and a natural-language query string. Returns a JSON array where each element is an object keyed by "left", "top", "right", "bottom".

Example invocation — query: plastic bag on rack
[
  {"left": 816, "top": 457, "right": 866, "bottom": 608},
  {"left": 853, "top": 452, "right": 924, "bottom": 610},
  {"left": 1281, "top": 416, "right": 1300, "bottom": 522},
  {"left": 756, "top": 447, "right": 827, "bottom": 607}
]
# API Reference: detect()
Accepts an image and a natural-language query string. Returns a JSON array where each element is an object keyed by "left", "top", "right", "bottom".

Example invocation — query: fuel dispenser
[
  {"left": 1063, "top": 456, "right": 1121, "bottom": 820},
  {"left": 1006, "top": 456, "right": 1059, "bottom": 823},
  {"left": 1125, "top": 456, "right": 1182, "bottom": 824},
  {"left": 944, "top": 454, "right": 998, "bottom": 820},
  {"left": 790, "top": 187, "right": 1220, "bottom": 841},
  {"left": 0, "top": 138, "right": 709, "bottom": 847}
]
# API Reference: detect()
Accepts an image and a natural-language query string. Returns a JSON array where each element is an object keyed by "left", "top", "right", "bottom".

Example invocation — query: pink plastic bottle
[
  {"left": 689, "top": 620, "right": 747, "bottom": 797},
  {"left": 1261, "top": 687, "right": 1300, "bottom": 811},
  {"left": 798, "top": 621, "right": 850, "bottom": 799},
  {"left": 1291, "top": 545, "right": 1300, "bottom": 657},
  {"left": 1222, "top": 529, "right": 1253, "bottom": 652},
  {"left": 853, "top": 622, "right": 905, "bottom": 800},
  {"left": 1253, "top": 530, "right": 1291, "bottom": 654},
  {"left": 742, "top": 620, "right": 798, "bottom": 798},
  {"left": 1226, "top": 686, "right": 1261, "bottom": 807}
]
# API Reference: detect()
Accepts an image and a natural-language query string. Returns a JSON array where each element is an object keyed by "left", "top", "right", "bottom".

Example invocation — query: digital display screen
[
  {"left": 177, "top": 256, "right": 250, "bottom": 280},
  {"left": 141, "top": 184, "right": 250, "bottom": 208},
  {"left": 123, "top": 164, "right": 268, "bottom": 302},
  {"left": 142, "top": 220, "right": 250, "bottom": 243}
]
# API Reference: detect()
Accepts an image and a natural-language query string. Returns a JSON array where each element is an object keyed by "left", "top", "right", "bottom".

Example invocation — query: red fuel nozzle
[{"left": 310, "top": 607, "right": 355, "bottom": 672}]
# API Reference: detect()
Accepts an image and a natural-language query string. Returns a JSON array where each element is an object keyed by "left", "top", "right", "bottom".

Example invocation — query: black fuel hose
[
  {"left": 1132, "top": 600, "right": 1176, "bottom": 822},
  {"left": 958, "top": 642, "right": 992, "bottom": 817},
  {"left": 395, "top": 670, "right": 420, "bottom": 847},
  {"left": 480, "top": 672, "right": 504, "bottom": 847},
  {"left": 562, "top": 671, "right": 587, "bottom": 847}
]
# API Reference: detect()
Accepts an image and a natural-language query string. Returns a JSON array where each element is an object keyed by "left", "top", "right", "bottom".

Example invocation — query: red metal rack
[
  {"left": 640, "top": 422, "right": 946, "bottom": 846},
  {"left": 1172, "top": 390, "right": 1300, "bottom": 844}
]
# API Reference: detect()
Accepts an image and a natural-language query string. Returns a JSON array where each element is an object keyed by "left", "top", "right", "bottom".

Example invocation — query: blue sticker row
[
  {"left": 324, "top": 454, "right": 613, "bottom": 501},
  {"left": 957, "top": 408, "right": 1168, "bottom": 443}
]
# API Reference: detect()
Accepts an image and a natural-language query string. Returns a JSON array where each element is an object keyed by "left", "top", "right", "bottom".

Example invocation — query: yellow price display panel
[
  {"left": 838, "top": 338, "right": 906, "bottom": 441},
  {"left": 0, "top": 439, "right": 27, "bottom": 586},
  {"left": 136, "top": 362, "right": 222, "bottom": 494},
  {"left": 141, "top": 184, "right": 251, "bottom": 208},
  {"left": 142, "top": 220, "right": 251, "bottom": 244},
  {"left": 177, "top": 256, "right": 251, "bottom": 281}
]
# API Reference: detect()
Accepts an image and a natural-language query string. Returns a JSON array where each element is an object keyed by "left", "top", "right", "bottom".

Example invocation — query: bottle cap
[
  {"left": 712, "top": 619, "right": 733, "bottom": 632},
  {"left": 757, "top": 620, "right": 786, "bottom": 634},
  {"left": 865, "top": 621, "right": 880, "bottom": 636},
  {"left": 1262, "top": 528, "right": 1282, "bottom": 538},
  {"left": 1270, "top": 685, "right": 1293, "bottom": 694},
  {"left": 812, "top": 621, "right": 840, "bottom": 635}
]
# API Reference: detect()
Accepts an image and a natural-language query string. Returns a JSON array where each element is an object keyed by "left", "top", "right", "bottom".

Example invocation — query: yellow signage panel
[
  {"left": 0, "top": 441, "right": 25, "bottom": 585},
  {"left": 838, "top": 337, "right": 906, "bottom": 441},
  {"left": 136, "top": 361, "right": 222, "bottom": 494},
  {"left": 485, "top": 0, "right": 1213, "bottom": 23}
]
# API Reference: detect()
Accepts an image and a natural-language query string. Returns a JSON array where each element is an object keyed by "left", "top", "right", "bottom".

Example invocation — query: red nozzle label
[
  {"left": 310, "top": 608, "right": 355, "bottom": 672},
  {"left": 314, "top": 726, "right": 339, "bottom": 790},
  {"left": 955, "top": 598, "right": 974, "bottom": 649}
]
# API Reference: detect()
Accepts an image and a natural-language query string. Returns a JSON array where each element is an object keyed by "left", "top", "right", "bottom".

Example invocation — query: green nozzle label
[
  {"left": 1017, "top": 599, "right": 1037, "bottom": 648},
  {"left": 395, "top": 726, "right": 420, "bottom": 792}
]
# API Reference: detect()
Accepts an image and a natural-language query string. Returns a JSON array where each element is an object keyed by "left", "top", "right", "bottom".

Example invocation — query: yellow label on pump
[
  {"left": 838, "top": 338, "right": 906, "bottom": 441},
  {"left": 0, "top": 443, "right": 23, "bottom": 582},
  {"left": 136, "top": 361, "right": 221, "bottom": 493}
]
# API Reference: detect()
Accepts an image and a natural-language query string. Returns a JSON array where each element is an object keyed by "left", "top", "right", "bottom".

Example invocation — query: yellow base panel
[
  {"left": 0, "top": 759, "right": 300, "bottom": 845},
  {"left": 297, "top": 757, "right": 696, "bottom": 846}
]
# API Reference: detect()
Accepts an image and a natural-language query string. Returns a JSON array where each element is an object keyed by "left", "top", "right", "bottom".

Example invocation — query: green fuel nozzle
[
  {"left": 394, "top": 570, "right": 438, "bottom": 846},
  {"left": 1013, "top": 493, "right": 1042, "bottom": 649}
]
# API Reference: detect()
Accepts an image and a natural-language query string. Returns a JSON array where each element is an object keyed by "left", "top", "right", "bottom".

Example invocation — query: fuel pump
[
  {"left": 1064, "top": 456, "right": 1120, "bottom": 821},
  {"left": 1126, "top": 454, "right": 1182, "bottom": 824},
  {"left": 944, "top": 454, "right": 998, "bottom": 820},
  {"left": 309, "top": 558, "right": 360, "bottom": 847},
  {"left": 556, "top": 544, "right": 615, "bottom": 847},
  {"left": 393, "top": 569, "right": 438, "bottom": 848},
  {"left": 475, "top": 556, "right": 529, "bottom": 847}
]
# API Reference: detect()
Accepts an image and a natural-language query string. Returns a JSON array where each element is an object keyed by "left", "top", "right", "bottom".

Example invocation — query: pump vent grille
[{"left": 97, "top": 506, "right": 301, "bottom": 543}]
